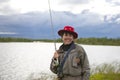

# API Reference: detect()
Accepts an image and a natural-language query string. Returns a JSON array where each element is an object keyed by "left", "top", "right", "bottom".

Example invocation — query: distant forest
[{"left": 0, "top": 37, "right": 120, "bottom": 46}]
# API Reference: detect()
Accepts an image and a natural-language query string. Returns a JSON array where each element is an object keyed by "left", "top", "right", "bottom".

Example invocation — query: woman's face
[{"left": 62, "top": 32, "right": 74, "bottom": 45}]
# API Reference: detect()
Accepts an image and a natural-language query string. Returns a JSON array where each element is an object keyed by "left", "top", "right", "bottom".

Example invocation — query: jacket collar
[{"left": 59, "top": 41, "right": 76, "bottom": 52}]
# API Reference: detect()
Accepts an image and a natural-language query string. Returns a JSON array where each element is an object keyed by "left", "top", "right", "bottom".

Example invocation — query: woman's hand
[{"left": 53, "top": 51, "right": 59, "bottom": 59}]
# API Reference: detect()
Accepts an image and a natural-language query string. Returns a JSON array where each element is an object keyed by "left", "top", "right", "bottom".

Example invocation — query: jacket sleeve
[
  {"left": 50, "top": 58, "right": 59, "bottom": 74},
  {"left": 81, "top": 48, "right": 90, "bottom": 80}
]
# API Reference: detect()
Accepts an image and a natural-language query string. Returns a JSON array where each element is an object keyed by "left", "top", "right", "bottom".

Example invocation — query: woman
[{"left": 50, "top": 26, "right": 90, "bottom": 80}]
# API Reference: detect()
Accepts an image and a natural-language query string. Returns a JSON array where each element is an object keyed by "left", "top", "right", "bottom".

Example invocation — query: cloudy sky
[
  {"left": 0, "top": 0, "right": 120, "bottom": 39},
  {"left": 0, "top": 0, "right": 120, "bottom": 15}
]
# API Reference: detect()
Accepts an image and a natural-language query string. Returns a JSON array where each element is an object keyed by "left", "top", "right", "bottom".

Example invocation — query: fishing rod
[
  {"left": 48, "top": 0, "right": 57, "bottom": 51},
  {"left": 48, "top": 0, "right": 59, "bottom": 65}
]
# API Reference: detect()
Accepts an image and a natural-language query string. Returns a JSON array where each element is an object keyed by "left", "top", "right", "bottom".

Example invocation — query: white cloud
[
  {"left": 115, "top": 18, "right": 120, "bottom": 24},
  {"left": 88, "top": 0, "right": 120, "bottom": 15},
  {"left": 58, "top": 0, "right": 89, "bottom": 4},
  {"left": 106, "top": 0, "right": 120, "bottom": 5},
  {"left": 0, "top": 0, "right": 9, "bottom": 3},
  {"left": 0, "top": 0, "right": 19, "bottom": 15},
  {"left": 49, "top": 0, "right": 120, "bottom": 15},
  {"left": 9, "top": 0, "right": 49, "bottom": 13},
  {"left": 0, "top": 0, "right": 119, "bottom": 16},
  {"left": 0, "top": 32, "right": 17, "bottom": 34}
]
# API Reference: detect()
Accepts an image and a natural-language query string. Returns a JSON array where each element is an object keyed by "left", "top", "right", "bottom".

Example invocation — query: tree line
[{"left": 0, "top": 37, "right": 120, "bottom": 46}]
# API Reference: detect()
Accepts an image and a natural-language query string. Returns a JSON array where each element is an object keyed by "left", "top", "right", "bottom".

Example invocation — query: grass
[
  {"left": 26, "top": 62, "right": 120, "bottom": 80},
  {"left": 90, "top": 61, "right": 120, "bottom": 80}
]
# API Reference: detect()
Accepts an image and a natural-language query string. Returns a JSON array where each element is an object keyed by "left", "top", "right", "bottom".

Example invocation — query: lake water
[{"left": 0, "top": 42, "right": 120, "bottom": 80}]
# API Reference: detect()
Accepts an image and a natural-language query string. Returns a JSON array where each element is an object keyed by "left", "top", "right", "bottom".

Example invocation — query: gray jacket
[{"left": 50, "top": 43, "right": 90, "bottom": 80}]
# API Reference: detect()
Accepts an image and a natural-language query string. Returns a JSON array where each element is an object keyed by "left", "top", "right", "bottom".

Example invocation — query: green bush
[{"left": 76, "top": 37, "right": 120, "bottom": 46}]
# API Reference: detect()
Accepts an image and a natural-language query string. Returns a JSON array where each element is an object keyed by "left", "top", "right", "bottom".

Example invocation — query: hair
[{"left": 60, "top": 31, "right": 73, "bottom": 37}]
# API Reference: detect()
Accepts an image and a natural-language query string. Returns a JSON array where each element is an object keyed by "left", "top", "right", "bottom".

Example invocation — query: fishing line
[{"left": 48, "top": 0, "right": 57, "bottom": 51}]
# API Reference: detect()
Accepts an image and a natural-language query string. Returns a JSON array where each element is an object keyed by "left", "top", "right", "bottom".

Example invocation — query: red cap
[{"left": 58, "top": 26, "right": 78, "bottom": 39}]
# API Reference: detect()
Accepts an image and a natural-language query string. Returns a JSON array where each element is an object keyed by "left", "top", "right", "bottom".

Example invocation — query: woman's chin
[{"left": 64, "top": 42, "right": 72, "bottom": 45}]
